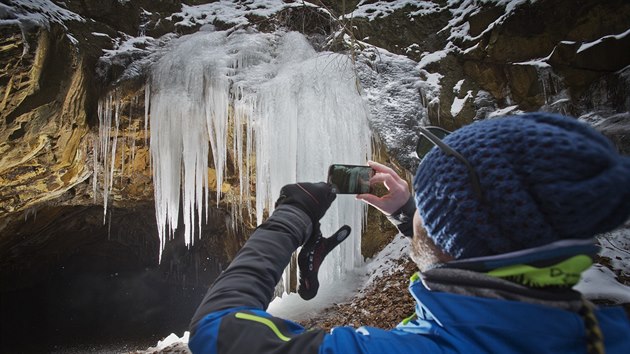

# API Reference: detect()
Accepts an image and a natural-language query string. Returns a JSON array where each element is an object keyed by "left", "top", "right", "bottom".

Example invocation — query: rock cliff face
[
  {"left": 346, "top": 0, "right": 630, "bottom": 154},
  {"left": 1, "top": 0, "right": 629, "bottom": 350}
]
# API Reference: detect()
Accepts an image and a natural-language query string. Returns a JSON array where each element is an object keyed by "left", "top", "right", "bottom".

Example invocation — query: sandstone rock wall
[
  {"left": 1, "top": 22, "right": 92, "bottom": 217},
  {"left": 3, "top": 1, "right": 628, "bottom": 227}
]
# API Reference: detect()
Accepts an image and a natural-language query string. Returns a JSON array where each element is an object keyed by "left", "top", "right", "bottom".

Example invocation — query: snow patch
[
  {"left": 169, "top": 1, "right": 320, "bottom": 29},
  {"left": 363, "top": 234, "right": 411, "bottom": 288},
  {"left": 598, "top": 225, "right": 630, "bottom": 274},
  {"left": 451, "top": 90, "right": 473, "bottom": 117},
  {"left": 91, "top": 32, "right": 111, "bottom": 38},
  {"left": 575, "top": 265, "right": 630, "bottom": 303},
  {"left": 442, "top": 0, "right": 535, "bottom": 45},
  {"left": 488, "top": 105, "right": 519, "bottom": 117},
  {"left": 347, "top": 1, "right": 442, "bottom": 21},
  {"left": 418, "top": 48, "right": 449, "bottom": 70},
  {"left": 142, "top": 332, "right": 190, "bottom": 353},
  {"left": 453, "top": 79, "right": 465, "bottom": 94},
  {"left": 513, "top": 58, "right": 551, "bottom": 68},
  {"left": 577, "top": 27, "right": 630, "bottom": 53}
]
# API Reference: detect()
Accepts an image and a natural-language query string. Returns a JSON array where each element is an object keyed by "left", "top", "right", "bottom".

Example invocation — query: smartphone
[{"left": 327, "top": 164, "right": 374, "bottom": 194}]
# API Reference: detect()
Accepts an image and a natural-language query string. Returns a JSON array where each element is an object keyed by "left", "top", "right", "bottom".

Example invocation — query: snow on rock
[
  {"left": 138, "top": 332, "right": 191, "bottom": 354},
  {"left": 576, "top": 222, "right": 630, "bottom": 304},
  {"left": 417, "top": 47, "right": 450, "bottom": 70},
  {"left": 450, "top": 90, "right": 473, "bottom": 117},
  {"left": 575, "top": 265, "right": 630, "bottom": 303},
  {"left": 488, "top": 104, "right": 520, "bottom": 118},
  {"left": 363, "top": 234, "right": 411, "bottom": 288},
  {"left": 91, "top": 32, "right": 112, "bottom": 38},
  {"left": 453, "top": 79, "right": 465, "bottom": 94},
  {"left": 598, "top": 224, "right": 630, "bottom": 276},
  {"left": 347, "top": 1, "right": 442, "bottom": 21},
  {"left": 156, "top": 332, "right": 189, "bottom": 349},
  {"left": 513, "top": 57, "right": 552, "bottom": 68},
  {"left": 577, "top": 27, "right": 630, "bottom": 54},
  {"left": 168, "top": 0, "right": 320, "bottom": 29},
  {"left": 0, "top": 0, "right": 84, "bottom": 31},
  {"left": 97, "top": 33, "right": 177, "bottom": 83},
  {"left": 1, "top": 0, "right": 84, "bottom": 55},
  {"left": 442, "top": 0, "right": 534, "bottom": 44}
]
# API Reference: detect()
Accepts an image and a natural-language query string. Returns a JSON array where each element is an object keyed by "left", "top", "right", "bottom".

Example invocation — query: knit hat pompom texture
[{"left": 413, "top": 113, "right": 630, "bottom": 259}]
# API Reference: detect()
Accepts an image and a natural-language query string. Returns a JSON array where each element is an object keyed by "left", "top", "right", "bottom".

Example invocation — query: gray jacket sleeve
[
  {"left": 385, "top": 196, "right": 416, "bottom": 237},
  {"left": 189, "top": 204, "right": 313, "bottom": 334}
]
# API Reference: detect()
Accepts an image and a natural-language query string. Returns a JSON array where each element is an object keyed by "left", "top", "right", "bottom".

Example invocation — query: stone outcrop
[
  {"left": 0, "top": 22, "right": 92, "bottom": 216},
  {"left": 346, "top": 0, "right": 630, "bottom": 142}
]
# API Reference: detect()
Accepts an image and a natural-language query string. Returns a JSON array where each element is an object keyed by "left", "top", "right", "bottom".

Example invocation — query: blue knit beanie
[{"left": 413, "top": 113, "right": 630, "bottom": 259}]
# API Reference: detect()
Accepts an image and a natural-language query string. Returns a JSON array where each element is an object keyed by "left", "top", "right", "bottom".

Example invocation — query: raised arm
[{"left": 356, "top": 161, "right": 415, "bottom": 237}]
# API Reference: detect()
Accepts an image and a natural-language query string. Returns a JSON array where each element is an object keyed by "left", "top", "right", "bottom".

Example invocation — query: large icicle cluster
[{"left": 144, "top": 29, "right": 371, "bottom": 288}]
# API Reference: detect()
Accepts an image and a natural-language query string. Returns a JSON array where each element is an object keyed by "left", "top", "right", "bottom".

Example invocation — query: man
[{"left": 189, "top": 113, "right": 630, "bottom": 353}]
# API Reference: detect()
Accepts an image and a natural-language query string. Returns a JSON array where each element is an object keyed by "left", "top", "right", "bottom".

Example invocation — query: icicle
[
  {"left": 109, "top": 98, "right": 120, "bottom": 201},
  {"left": 131, "top": 96, "right": 137, "bottom": 163},
  {"left": 144, "top": 84, "right": 150, "bottom": 145},
  {"left": 98, "top": 94, "right": 113, "bottom": 222},
  {"left": 92, "top": 133, "right": 99, "bottom": 203},
  {"left": 120, "top": 110, "right": 125, "bottom": 180},
  {"left": 541, "top": 73, "right": 548, "bottom": 104}
]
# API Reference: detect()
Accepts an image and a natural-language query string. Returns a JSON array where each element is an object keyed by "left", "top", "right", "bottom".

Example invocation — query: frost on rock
[{"left": 354, "top": 43, "right": 428, "bottom": 170}]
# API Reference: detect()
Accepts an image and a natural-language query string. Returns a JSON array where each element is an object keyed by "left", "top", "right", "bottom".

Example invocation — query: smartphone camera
[{"left": 327, "top": 164, "right": 374, "bottom": 194}]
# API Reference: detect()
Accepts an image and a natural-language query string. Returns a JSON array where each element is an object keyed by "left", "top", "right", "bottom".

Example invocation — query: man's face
[{"left": 409, "top": 211, "right": 452, "bottom": 271}]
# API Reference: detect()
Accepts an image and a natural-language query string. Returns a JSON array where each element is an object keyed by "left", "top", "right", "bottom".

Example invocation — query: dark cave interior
[{"left": 0, "top": 204, "right": 240, "bottom": 352}]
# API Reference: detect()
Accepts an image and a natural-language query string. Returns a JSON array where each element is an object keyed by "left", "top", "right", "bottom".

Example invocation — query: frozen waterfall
[{"left": 98, "top": 29, "right": 372, "bottom": 293}]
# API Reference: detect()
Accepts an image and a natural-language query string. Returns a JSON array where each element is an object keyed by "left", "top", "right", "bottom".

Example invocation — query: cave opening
[{"left": 0, "top": 204, "right": 238, "bottom": 352}]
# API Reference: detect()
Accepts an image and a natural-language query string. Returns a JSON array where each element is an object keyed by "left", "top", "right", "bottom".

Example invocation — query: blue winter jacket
[{"left": 188, "top": 204, "right": 630, "bottom": 354}]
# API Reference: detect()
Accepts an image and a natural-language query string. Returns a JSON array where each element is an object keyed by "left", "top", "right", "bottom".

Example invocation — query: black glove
[
  {"left": 275, "top": 182, "right": 336, "bottom": 224},
  {"left": 298, "top": 224, "right": 351, "bottom": 300}
]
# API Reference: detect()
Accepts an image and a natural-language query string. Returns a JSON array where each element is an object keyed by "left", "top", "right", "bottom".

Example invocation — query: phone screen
[{"left": 327, "top": 164, "right": 374, "bottom": 194}]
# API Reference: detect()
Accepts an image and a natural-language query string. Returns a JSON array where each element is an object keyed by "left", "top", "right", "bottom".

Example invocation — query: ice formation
[
  {"left": 94, "top": 94, "right": 121, "bottom": 222},
  {"left": 94, "top": 29, "right": 368, "bottom": 290}
]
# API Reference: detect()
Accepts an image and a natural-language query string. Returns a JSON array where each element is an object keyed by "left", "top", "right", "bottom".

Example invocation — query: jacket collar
[
  {"left": 403, "top": 238, "right": 599, "bottom": 330},
  {"left": 405, "top": 270, "right": 585, "bottom": 335}
]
